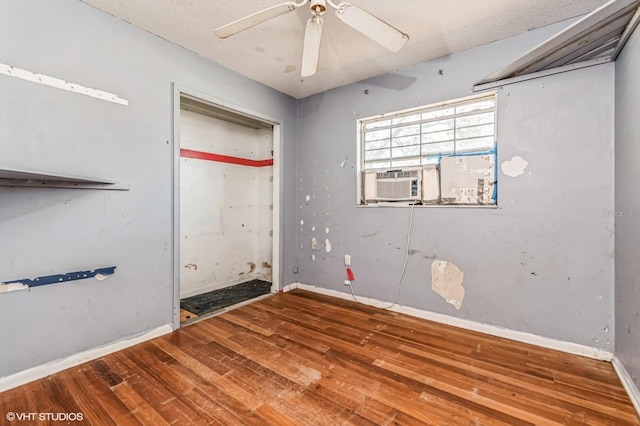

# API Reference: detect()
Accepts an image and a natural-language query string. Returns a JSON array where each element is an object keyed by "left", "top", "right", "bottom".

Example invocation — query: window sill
[{"left": 357, "top": 202, "right": 498, "bottom": 209}]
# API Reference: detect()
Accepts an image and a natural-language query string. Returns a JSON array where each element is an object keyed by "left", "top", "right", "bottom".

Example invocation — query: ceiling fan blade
[
  {"left": 215, "top": 2, "right": 298, "bottom": 38},
  {"left": 335, "top": 4, "right": 409, "bottom": 52},
  {"left": 301, "top": 16, "right": 324, "bottom": 77}
]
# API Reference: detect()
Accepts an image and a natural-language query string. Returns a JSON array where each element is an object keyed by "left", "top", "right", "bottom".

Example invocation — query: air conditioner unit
[{"left": 363, "top": 169, "right": 421, "bottom": 202}]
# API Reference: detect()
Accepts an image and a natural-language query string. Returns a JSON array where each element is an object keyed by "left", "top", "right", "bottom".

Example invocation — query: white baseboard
[
  {"left": 280, "top": 282, "right": 299, "bottom": 293},
  {"left": 613, "top": 356, "right": 640, "bottom": 417},
  {"left": 292, "top": 283, "right": 613, "bottom": 362},
  {"left": 0, "top": 324, "right": 173, "bottom": 394}
]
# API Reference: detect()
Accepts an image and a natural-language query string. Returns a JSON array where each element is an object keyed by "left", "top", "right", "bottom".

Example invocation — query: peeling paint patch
[
  {"left": 311, "top": 237, "right": 318, "bottom": 251},
  {"left": 325, "top": 239, "right": 332, "bottom": 252},
  {"left": 340, "top": 157, "right": 348, "bottom": 167},
  {"left": 501, "top": 156, "right": 528, "bottom": 177},
  {"left": 305, "top": 195, "right": 311, "bottom": 203},
  {"left": 431, "top": 260, "right": 465, "bottom": 310},
  {"left": 0, "top": 283, "right": 29, "bottom": 293},
  {"left": 325, "top": 227, "right": 330, "bottom": 234},
  {"left": 247, "top": 262, "right": 256, "bottom": 273},
  {"left": 312, "top": 226, "right": 316, "bottom": 231},
  {"left": 262, "top": 261, "right": 272, "bottom": 269},
  {"left": 0, "top": 63, "right": 128, "bottom": 105},
  {"left": 311, "top": 254, "right": 316, "bottom": 261}
]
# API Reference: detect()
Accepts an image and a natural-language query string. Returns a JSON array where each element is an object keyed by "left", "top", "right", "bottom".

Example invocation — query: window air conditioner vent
[{"left": 363, "top": 169, "right": 421, "bottom": 202}]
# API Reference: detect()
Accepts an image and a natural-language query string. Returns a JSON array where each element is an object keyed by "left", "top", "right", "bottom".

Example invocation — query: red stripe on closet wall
[{"left": 180, "top": 148, "right": 273, "bottom": 167}]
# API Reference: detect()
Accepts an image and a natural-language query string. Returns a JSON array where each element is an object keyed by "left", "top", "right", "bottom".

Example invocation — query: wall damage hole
[
  {"left": 262, "top": 261, "right": 272, "bottom": 269},
  {"left": 501, "top": 156, "right": 528, "bottom": 177},
  {"left": 184, "top": 263, "right": 198, "bottom": 271},
  {"left": 431, "top": 260, "right": 465, "bottom": 310},
  {"left": 248, "top": 262, "right": 256, "bottom": 273}
]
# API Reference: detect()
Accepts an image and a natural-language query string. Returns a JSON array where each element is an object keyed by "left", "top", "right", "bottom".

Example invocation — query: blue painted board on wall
[{"left": 2, "top": 267, "right": 116, "bottom": 287}]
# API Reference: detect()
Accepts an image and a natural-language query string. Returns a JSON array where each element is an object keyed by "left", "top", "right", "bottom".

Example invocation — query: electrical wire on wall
[{"left": 346, "top": 202, "right": 416, "bottom": 310}]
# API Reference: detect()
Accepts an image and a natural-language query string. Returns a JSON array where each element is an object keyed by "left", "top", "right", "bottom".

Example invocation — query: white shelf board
[{"left": 0, "top": 167, "right": 129, "bottom": 190}]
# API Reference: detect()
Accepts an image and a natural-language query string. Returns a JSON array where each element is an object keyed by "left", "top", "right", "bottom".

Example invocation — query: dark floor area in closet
[{"left": 180, "top": 279, "right": 272, "bottom": 322}]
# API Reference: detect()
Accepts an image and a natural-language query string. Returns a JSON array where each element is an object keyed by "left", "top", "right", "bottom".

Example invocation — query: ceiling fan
[{"left": 214, "top": 0, "right": 409, "bottom": 77}]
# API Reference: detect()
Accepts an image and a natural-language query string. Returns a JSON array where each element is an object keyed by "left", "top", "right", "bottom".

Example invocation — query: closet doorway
[{"left": 173, "top": 90, "right": 280, "bottom": 327}]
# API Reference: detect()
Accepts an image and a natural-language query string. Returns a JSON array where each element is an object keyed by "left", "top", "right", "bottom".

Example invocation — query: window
[{"left": 358, "top": 93, "right": 497, "bottom": 206}]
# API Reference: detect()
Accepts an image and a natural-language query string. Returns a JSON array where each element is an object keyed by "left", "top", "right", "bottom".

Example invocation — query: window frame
[{"left": 356, "top": 92, "right": 498, "bottom": 208}]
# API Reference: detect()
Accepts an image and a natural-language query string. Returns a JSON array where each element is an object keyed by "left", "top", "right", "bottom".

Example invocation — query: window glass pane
[
  {"left": 423, "top": 130, "right": 454, "bottom": 143},
  {"left": 393, "top": 159, "right": 421, "bottom": 167},
  {"left": 456, "top": 137, "right": 495, "bottom": 153},
  {"left": 364, "top": 119, "right": 391, "bottom": 130},
  {"left": 423, "top": 141, "right": 454, "bottom": 156},
  {"left": 456, "top": 100, "right": 495, "bottom": 114},
  {"left": 364, "top": 160, "right": 390, "bottom": 170},
  {"left": 456, "top": 112, "right": 494, "bottom": 128},
  {"left": 422, "top": 119, "right": 454, "bottom": 134},
  {"left": 455, "top": 123, "right": 494, "bottom": 139},
  {"left": 364, "top": 128, "right": 390, "bottom": 142},
  {"left": 392, "top": 135, "right": 420, "bottom": 147},
  {"left": 392, "top": 124, "right": 420, "bottom": 138},
  {"left": 392, "top": 145, "right": 421, "bottom": 158},
  {"left": 392, "top": 114, "right": 421, "bottom": 125},
  {"left": 365, "top": 139, "right": 390, "bottom": 150},
  {"left": 365, "top": 148, "right": 391, "bottom": 161},
  {"left": 423, "top": 107, "right": 454, "bottom": 120},
  {"left": 422, "top": 157, "right": 440, "bottom": 165}
]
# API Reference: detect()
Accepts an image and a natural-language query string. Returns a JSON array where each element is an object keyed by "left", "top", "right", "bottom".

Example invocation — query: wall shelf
[{"left": 0, "top": 167, "right": 129, "bottom": 190}]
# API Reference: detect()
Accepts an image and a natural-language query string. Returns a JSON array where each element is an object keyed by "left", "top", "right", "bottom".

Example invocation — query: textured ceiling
[{"left": 80, "top": 0, "right": 608, "bottom": 99}]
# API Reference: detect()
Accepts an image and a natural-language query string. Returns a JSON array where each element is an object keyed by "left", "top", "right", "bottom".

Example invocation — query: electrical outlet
[{"left": 344, "top": 254, "right": 351, "bottom": 266}]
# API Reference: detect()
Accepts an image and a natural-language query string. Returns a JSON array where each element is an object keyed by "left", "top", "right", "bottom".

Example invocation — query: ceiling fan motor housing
[{"left": 310, "top": 0, "right": 327, "bottom": 15}]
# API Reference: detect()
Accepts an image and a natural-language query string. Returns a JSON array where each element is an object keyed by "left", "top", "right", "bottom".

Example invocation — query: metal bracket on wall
[{"left": 2, "top": 266, "right": 117, "bottom": 288}]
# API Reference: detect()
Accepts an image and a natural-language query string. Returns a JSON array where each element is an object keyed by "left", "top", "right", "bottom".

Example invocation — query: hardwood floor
[{"left": 1, "top": 289, "right": 638, "bottom": 425}]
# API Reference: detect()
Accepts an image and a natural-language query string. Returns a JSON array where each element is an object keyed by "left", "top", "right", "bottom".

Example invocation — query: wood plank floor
[{"left": 1, "top": 289, "right": 638, "bottom": 425}]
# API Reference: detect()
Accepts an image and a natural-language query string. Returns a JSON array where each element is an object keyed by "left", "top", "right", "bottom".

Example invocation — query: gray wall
[
  {"left": 0, "top": 0, "right": 297, "bottom": 378},
  {"left": 615, "top": 26, "right": 640, "bottom": 392},
  {"left": 297, "top": 24, "right": 616, "bottom": 349}
]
